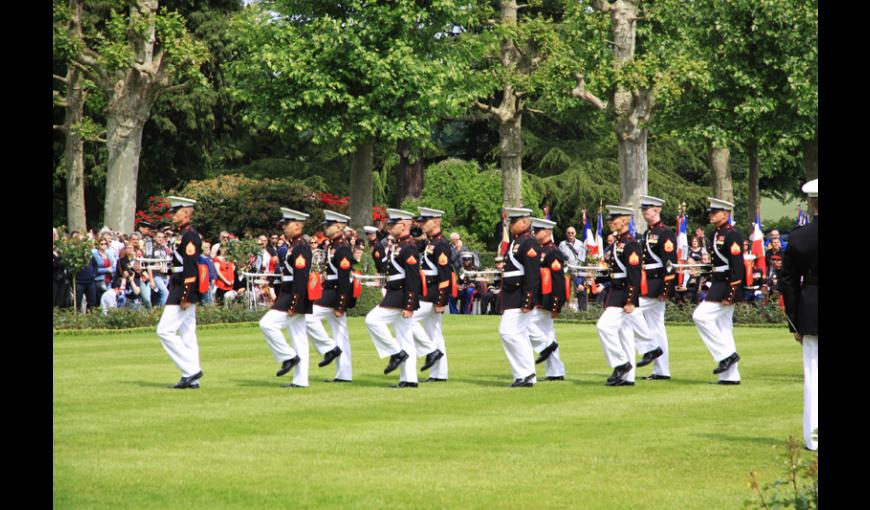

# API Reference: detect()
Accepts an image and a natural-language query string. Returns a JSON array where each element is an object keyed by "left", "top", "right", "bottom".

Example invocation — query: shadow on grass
[
  {"left": 121, "top": 380, "right": 179, "bottom": 389},
  {"left": 694, "top": 433, "right": 783, "bottom": 447}
]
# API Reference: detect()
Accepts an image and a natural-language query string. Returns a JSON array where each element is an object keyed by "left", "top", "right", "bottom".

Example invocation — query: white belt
[
  {"left": 422, "top": 269, "right": 437, "bottom": 276},
  {"left": 171, "top": 267, "right": 183, "bottom": 273},
  {"left": 387, "top": 274, "right": 405, "bottom": 282},
  {"left": 644, "top": 263, "right": 663, "bottom": 270},
  {"left": 326, "top": 275, "right": 338, "bottom": 281},
  {"left": 281, "top": 275, "right": 294, "bottom": 282},
  {"left": 713, "top": 266, "right": 729, "bottom": 273},
  {"left": 610, "top": 273, "right": 626, "bottom": 279},
  {"left": 502, "top": 270, "right": 523, "bottom": 278}
]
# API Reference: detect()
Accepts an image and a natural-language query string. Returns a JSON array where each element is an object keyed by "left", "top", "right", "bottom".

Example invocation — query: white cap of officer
[
  {"left": 385, "top": 208, "right": 415, "bottom": 224},
  {"left": 707, "top": 197, "right": 735, "bottom": 212},
  {"left": 504, "top": 207, "right": 533, "bottom": 221},
  {"left": 801, "top": 179, "right": 818, "bottom": 197},
  {"left": 322, "top": 210, "right": 351, "bottom": 225},
  {"left": 416, "top": 207, "right": 445, "bottom": 221},
  {"left": 167, "top": 196, "right": 196, "bottom": 210},
  {"left": 639, "top": 195, "right": 665, "bottom": 209},
  {"left": 605, "top": 204, "right": 634, "bottom": 219},
  {"left": 363, "top": 226, "right": 378, "bottom": 234},
  {"left": 280, "top": 207, "right": 309, "bottom": 222},
  {"left": 531, "top": 217, "right": 557, "bottom": 230}
]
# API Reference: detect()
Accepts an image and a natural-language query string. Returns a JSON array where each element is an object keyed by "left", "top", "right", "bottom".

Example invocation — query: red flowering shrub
[{"left": 135, "top": 196, "right": 171, "bottom": 227}]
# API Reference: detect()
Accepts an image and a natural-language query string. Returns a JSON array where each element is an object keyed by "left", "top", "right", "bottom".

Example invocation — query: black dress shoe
[
  {"left": 392, "top": 381, "right": 418, "bottom": 388},
  {"left": 713, "top": 352, "right": 741, "bottom": 374},
  {"left": 510, "top": 379, "right": 534, "bottom": 387},
  {"left": 324, "top": 378, "right": 352, "bottom": 383},
  {"left": 384, "top": 350, "right": 409, "bottom": 374},
  {"left": 318, "top": 346, "right": 343, "bottom": 368},
  {"left": 641, "top": 374, "right": 671, "bottom": 380},
  {"left": 284, "top": 383, "right": 307, "bottom": 388},
  {"left": 188, "top": 381, "right": 200, "bottom": 389},
  {"left": 545, "top": 376, "right": 565, "bottom": 381},
  {"left": 423, "top": 377, "right": 447, "bottom": 383},
  {"left": 636, "top": 347, "right": 664, "bottom": 367},
  {"left": 173, "top": 370, "right": 203, "bottom": 389},
  {"left": 606, "top": 362, "right": 633, "bottom": 384},
  {"left": 535, "top": 341, "right": 559, "bottom": 364},
  {"left": 716, "top": 380, "right": 740, "bottom": 385},
  {"left": 420, "top": 349, "right": 444, "bottom": 371},
  {"left": 606, "top": 379, "right": 635, "bottom": 386},
  {"left": 276, "top": 356, "right": 301, "bottom": 377}
]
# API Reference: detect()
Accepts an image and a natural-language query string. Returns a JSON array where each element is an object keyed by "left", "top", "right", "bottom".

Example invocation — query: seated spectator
[
  {"left": 479, "top": 257, "right": 504, "bottom": 315},
  {"left": 117, "top": 268, "right": 143, "bottom": 310},
  {"left": 765, "top": 229, "right": 787, "bottom": 251},
  {"left": 458, "top": 253, "right": 480, "bottom": 314},
  {"left": 223, "top": 263, "right": 249, "bottom": 306},
  {"left": 213, "top": 248, "right": 236, "bottom": 305},
  {"left": 130, "top": 259, "right": 155, "bottom": 309},
  {"left": 100, "top": 278, "right": 126, "bottom": 315}
]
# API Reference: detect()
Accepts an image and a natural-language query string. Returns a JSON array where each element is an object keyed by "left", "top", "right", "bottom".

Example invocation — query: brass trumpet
[
  {"left": 459, "top": 269, "right": 502, "bottom": 280},
  {"left": 354, "top": 274, "right": 386, "bottom": 287},
  {"left": 565, "top": 264, "right": 611, "bottom": 275},
  {"left": 135, "top": 257, "right": 170, "bottom": 271},
  {"left": 666, "top": 261, "right": 712, "bottom": 273}
]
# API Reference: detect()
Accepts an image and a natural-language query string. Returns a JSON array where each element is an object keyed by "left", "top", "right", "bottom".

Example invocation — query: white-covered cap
[
  {"left": 416, "top": 207, "right": 445, "bottom": 220},
  {"left": 385, "top": 208, "right": 415, "bottom": 224},
  {"left": 363, "top": 226, "right": 378, "bottom": 234},
  {"left": 639, "top": 195, "right": 665, "bottom": 208},
  {"left": 505, "top": 207, "right": 533, "bottom": 220},
  {"left": 322, "top": 210, "right": 351, "bottom": 224},
  {"left": 801, "top": 179, "right": 818, "bottom": 197},
  {"left": 606, "top": 205, "right": 634, "bottom": 219},
  {"left": 531, "top": 217, "right": 557, "bottom": 230},
  {"left": 281, "top": 207, "right": 310, "bottom": 221},
  {"left": 707, "top": 197, "right": 735, "bottom": 212},
  {"left": 167, "top": 196, "right": 196, "bottom": 209}
]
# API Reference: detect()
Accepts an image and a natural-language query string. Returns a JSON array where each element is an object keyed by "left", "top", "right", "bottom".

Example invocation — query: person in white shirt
[{"left": 558, "top": 226, "right": 586, "bottom": 311}]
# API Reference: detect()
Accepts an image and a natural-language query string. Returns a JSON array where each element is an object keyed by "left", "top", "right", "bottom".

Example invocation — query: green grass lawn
[{"left": 54, "top": 315, "right": 809, "bottom": 509}]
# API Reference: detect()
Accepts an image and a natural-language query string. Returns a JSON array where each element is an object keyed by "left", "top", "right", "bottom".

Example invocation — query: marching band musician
[
  {"left": 691, "top": 198, "right": 744, "bottom": 385},
  {"left": 528, "top": 217, "right": 566, "bottom": 381},
  {"left": 364, "top": 209, "right": 424, "bottom": 388},
  {"left": 594, "top": 205, "right": 654, "bottom": 387},
  {"left": 636, "top": 196, "right": 678, "bottom": 381},
  {"left": 497, "top": 207, "right": 541, "bottom": 388}
]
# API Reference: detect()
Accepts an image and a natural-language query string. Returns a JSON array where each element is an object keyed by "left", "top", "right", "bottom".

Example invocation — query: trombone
[
  {"left": 565, "top": 264, "right": 611, "bottom": 276},
  {"left": 666, "top": 261, "right": 712, "bottom": 274},
  {"left": 354, "top": 274, "right": 386, "bottom": 287}
]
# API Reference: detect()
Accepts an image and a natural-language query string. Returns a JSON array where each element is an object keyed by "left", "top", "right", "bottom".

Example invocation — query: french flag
[
  {"left": 596, "top": 211, "right": 605, "bottom": 257},
  {"left": 676, "top": 214, "right": 689, "bottom": 286},
  {"left": 584, "top": 210, "right": 597, "bottom": 257},
  {"left": 750, "top": 212, "right": 766, "bottom": 277}
]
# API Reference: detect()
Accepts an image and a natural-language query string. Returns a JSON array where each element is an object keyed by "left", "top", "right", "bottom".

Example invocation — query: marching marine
[{"left": 528, "top": 217, "right": 567, "bottom": 381}]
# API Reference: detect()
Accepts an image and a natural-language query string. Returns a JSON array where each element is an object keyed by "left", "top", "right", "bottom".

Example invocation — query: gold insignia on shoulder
[
  {"left": 551, "top": 260, "right": 562, "bottom": 271},
  {"left": 438, "top": 253, "right": 448, "bottom": 266},
  {"left": 526, "top": 248, "right": 537, "bottom": 258},
  {"left": 339, "top": 257, "right": 351, "bottom": 270},
  {"left": 185, "top": 241, "right": 195, "bottom": 256},
  {"left": 629, "top": 252, "right": 640, "bottom": 266},
  {"left": 663, "top": 239, "right": 674, "bottom": 252},
  {"left": 730, "top": 242, "right": 741, "bottom": 255},
  {"left": 295, "top": 255, "right": 307, "bottom": 269}
]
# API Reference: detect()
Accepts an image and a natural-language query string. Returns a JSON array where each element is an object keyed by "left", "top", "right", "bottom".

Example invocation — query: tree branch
[
  {"left": 473, "top": 101, "right": 494, "bottom": 114},
  {"left": 572, "top": 74, "right": 608, "bottom": 110},
  {"left": 443, "top": 113, "right": 492, "bottom": 122},
  {"left": 53, "top": 74, "right": 69, "bottom": 84},
  {"left": 84, "top": 135, "right": 107, "bottom": 144},
  {"left": 526, "top": 107, "right": 544, "bottom": 114},
  {"left": 53, "top": 124, "right": 68, "bottom": 132},
  {"left": 161, "top": 80, "right": 192, "bottom": 94},
  {"left": 590, "top": 0, "right": 614, "bottom": 12}
]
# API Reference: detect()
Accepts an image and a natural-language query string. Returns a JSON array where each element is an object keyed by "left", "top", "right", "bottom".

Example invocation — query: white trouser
[
  {"left": 498, "top": 309, "right": 537, "bottom": 382},
  {"left": 596, "top": 306, "right": 651, "bottom": 383},
  {"left": 306, "top": 305, "right": 351, "bottom": 380},
  {"left": 692, "top": 301, "right": 740, "bottom": 382},
  {"left": 802, "top": 335, "right": 818, "bottom": 450},
  {"left": 637, "top": 297, "right": 670, "bottom": 376},
  {"left": 365, "top": 306, "right": 417, "bottom": 383},
  {"left": 156, "top": 304, "right": 201, "bottom": 378},
  {"left": 410, "top": 301, "right": 439, "bottom": 357},
  {"left": 259, "top": 310, "right": 310, "bottom": 387},
  {"left": 528, "top": 308, "right": 565, "bottom": 378}
]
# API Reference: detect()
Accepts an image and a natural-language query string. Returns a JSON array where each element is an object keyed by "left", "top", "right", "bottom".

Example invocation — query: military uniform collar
[
  {"left": 542, "top": 240, "right": 555, "bottom": 248},
  {"left": 429, "top": 231, "right": 444, "bottom": 241},
  {"left": 513, "top": 229, "right": 531, "bottom": 240},
  {"left": 716, "top": 223, "right": 733, "bottom": 233},
  {"left": 650, "top": 220, "right": 663, "bottom": 229},
  {"left": 398, "top": 234, "right": 412, "bottom": 242},
  {"left": 617, "top": 231, "right": 632, "bottom": 241}
]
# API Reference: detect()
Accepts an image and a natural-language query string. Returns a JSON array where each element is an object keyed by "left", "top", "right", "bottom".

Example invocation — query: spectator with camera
[{"left": 150, "top": 230, "right": 172, "bottom": 306}]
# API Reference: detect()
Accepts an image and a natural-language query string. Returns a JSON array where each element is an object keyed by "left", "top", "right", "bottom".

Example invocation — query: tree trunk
[
  {"left": 802, "top": 137, "right": 818, "bottom": 182},
  {"left": 747, "top": 143, "right": 760, "bottom": 225},
  {"left": 63, "top": 0, "right": 87, "bottom": 232},
  {"left": 500, "top": 114, "right": 523, "bottom": 208},
  {"left": 394, "top": 140, "right": 424, "bottom": 204},
  {"left": 709, "top": 144, "right": 734, "bottom": 203},
  {"left": 349, "top": 140, "right": 374, "bottom": 229},
  {"left": 617, "top": 126, "right": 648, "bottom": 232},
  {"left": 104, "top": 95, "right": 151, "bottom": 233}
]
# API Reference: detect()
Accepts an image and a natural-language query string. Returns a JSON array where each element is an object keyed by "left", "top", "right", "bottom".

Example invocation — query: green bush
[
  {"left": 178, "top": 174, "right": 321, "bottom": 240},
  {"left": 53, "top": 304, "right": 264, "bottom": 331},
  {"left": 557, "top": 301, "right": 787, "bottom": 325}
]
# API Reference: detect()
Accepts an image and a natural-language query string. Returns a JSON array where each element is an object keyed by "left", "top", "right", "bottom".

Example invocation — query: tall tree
[
  {"left": 227, "top": 0, "right": 477, "bottom": 227},
  {"left": 60, "top": 0, "right": 208, "bottom": 233},
  {"left": 568, "top": 0, "right": 705, "bottom": 232}
]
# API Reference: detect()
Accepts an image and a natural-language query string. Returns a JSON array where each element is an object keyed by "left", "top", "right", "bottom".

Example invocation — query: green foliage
[
  {"left": 53, "top": 303, "right": 263, "bottom": 331},
  {"left": 558, "top": 301, "right": 787, "bottom": 326},
  {"left": 178, "top": 174, "right": 320, "bottom": 239},
  {"left": 744, "top": 436, "right": 818, "bottom": 510},
  {"left": 54, "top": 229, "right": 94, "bottom": 276},
  {"left": 221, "top": 237, "right": 262, "bottom": 269},
  {"left": 401, "top": 158, "right": 541, "bottom": 250}
]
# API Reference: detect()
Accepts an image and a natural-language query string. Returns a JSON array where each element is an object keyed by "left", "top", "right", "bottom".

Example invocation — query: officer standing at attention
[
  {"left": 364, "top": 209, "right": 424, "bottom": 388},
  {"left": 595, "top": 205, "right": 653, "bottom": 387},
  {"left": 779, "top": 179, "right": 818, "bottom": 451},
  {"left": 156, "top": 196, "right": 203, "bottom": 389},
  {"left": 498, "top": 207, "right": 541, "bottom": 388},
  {"left": 635, "top": 195, "right": 678, "bottom": 380},
  {"left": 305, "top": 210, "right": 353, "bottom": 383},
  {"left": 258, "top": 208, "right": 325, "bottom": 388},
  {"left": 692, "top": 198, "right": 744, "bottom": 385},
  {"left": 412, "top": 207, "right": 451, "bottom": 382},
  {"left": 528, "top": 217, "right": 567, "bottom": 381}
]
